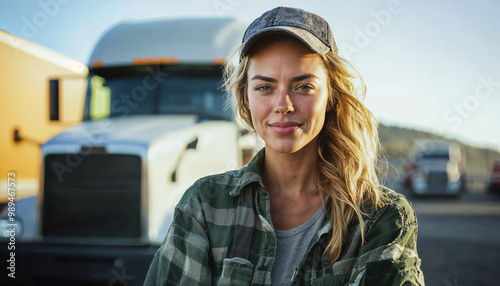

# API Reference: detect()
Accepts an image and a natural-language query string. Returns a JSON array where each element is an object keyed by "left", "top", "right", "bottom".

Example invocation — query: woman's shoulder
[
  {"left": 362, "top": 189, "right": 418, "bottom": 249},
  {"left": 194, "top": 167, "right": 247, "bottom": 189},
  {"left": 377, "top": 189, "right": 417, "bottom": 224},
  {"left": 353, "top": 190, "right": 424, "bottom": 284},
  {"left": 176, "top": 166, "right": 250, "bottom": 208}
]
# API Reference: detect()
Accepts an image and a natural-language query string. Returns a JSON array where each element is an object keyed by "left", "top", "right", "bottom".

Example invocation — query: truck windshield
[
  {"left": 420, "top": 153, "right": 450, "bottom": 160},
  {"left": 84, "top": 65, "right": 232, "bottom": 121}
]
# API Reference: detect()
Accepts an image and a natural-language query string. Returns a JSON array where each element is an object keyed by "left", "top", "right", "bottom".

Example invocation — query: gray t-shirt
[{"left": 271, "top": 206, "right": 326, "bottom": 285}]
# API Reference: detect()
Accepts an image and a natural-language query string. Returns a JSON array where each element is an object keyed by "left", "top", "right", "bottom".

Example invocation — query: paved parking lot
[{"left": 398, "top": 185, "right": 500, "bottom": 286}]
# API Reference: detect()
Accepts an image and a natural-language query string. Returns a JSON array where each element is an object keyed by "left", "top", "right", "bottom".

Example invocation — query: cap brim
[{"left": 240, "top": 26, "right": 330, "bottom": 60}]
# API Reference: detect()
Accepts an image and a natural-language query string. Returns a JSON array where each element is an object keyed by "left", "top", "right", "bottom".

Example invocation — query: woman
[{"left": 145, "top": 6, "right": 424, "bottom": 285}]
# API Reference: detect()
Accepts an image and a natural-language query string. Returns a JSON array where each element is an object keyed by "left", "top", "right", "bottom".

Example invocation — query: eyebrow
[{"left": 250, "top": 73, "right": 319, "bottom": 83}]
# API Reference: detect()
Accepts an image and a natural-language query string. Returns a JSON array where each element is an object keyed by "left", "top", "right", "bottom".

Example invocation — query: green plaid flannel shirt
[{"left": 144, "top": 149, "right": 425, "bottom": 285}]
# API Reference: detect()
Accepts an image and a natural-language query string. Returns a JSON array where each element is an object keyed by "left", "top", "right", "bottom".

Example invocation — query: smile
[{"left": 269, "top": 122, "right": 301, "bottom": 135}]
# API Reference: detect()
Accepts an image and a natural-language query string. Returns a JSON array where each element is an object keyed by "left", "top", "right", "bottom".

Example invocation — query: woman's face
[{"left": 246, "top": 39, "right": 330, "bottom": 154}]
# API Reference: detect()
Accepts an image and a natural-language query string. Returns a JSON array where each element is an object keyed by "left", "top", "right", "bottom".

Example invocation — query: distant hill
[{"left": 378, "top": 123, "right": 500, "bottom": 189}]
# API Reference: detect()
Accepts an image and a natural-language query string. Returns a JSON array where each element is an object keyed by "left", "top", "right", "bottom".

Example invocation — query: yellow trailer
[{"left": 0, "top": 30, "right": 87, "bottom": 203}]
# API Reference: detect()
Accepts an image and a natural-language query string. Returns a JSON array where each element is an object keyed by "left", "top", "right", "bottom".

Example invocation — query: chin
[
  {"left": 265, "top": 136, "right": 319, "bottom": 155},
  {"left": 266, "top": 142, "right": 304, "bottom": 154}
]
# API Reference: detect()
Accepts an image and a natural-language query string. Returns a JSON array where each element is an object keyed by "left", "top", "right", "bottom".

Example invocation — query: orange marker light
[
  {"left": 165, "top": 57, "right": 179, "bottom": 64},
  {"left": 133, "top": 57, "right": 179, "bottom": 65},
  {"left": 133, "top": 58, "right": 145, "bottom": 65},
  {"left": 93, "top": 60, "right": 103, "bottom": 68},
  {"left": 213, "top": 57, "right": 226, "bottom": 65}
]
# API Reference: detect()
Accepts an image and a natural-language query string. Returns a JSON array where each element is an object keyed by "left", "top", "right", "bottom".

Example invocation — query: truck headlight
[
  {"left": 448, "top": 172, "right": 460, "bottom": 183},
  {"left": 447, "top": 162, "right": 460, "bottom": 182},
  {"left": 412, "top": 170, "right": 427, "bottom": 192}
]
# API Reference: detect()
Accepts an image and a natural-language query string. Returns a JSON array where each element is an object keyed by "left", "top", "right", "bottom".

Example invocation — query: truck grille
[
  {"left": 427, "top": 171, "right": 448, "bottom": 194},
  {"left": 42, "top": 154, "right": 142, "bottom": 241}
]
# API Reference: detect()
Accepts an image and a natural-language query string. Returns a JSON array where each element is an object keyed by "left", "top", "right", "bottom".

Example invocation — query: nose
[{"left": 274, "top": 90, "right": 294, "bottom": 115}]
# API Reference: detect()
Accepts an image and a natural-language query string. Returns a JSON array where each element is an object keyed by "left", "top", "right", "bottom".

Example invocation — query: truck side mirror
[
  {"left": 171, "top": 137, "right": 199, "bottom": 182},
  {"left": 49, "top": 79, "right": 60, "bottom": 121}
]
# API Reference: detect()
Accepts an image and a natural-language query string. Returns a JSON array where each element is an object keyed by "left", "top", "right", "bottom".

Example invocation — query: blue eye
[
  {"left": 257, "top": 86, "right": 272, "bottom": 92},
  {"left": 297, "top": 85, "right": 313, "bottom": 92}
]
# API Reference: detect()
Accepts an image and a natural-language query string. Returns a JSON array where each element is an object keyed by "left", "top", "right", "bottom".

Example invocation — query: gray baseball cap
[{"left": 240, "top": 6, "right": 338, "bottom": 61}]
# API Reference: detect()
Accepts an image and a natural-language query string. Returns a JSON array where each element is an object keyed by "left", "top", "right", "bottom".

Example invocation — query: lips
[{"left": 269, "top": 121, "right": 301, "bottom": 135}]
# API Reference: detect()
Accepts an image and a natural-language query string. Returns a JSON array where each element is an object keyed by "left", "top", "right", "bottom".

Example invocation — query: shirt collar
[{"left": 229, "top": 148, "right": 266, "bottom": 196}]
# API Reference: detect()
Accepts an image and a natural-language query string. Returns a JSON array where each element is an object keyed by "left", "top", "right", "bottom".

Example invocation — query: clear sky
[{"left": 1, "top": 0, "right": 499, "bottom": 151}]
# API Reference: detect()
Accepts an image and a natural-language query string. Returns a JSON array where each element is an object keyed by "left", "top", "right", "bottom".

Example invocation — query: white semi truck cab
[
  {"left": 405, "top": 140, "right": 466, "bottom": 197},
  {"left": 0, "top": 17, "right": 254, "bottom": 285}
]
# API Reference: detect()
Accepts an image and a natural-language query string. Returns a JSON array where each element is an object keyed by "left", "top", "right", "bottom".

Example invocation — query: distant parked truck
[
  {"left": 0, "top": 17, "right": 255, "bottom": 285},
  {"left": 404, "top": 140, "right": 466, "bottom": 197},
  {"left": 487, "top": 161, "right": 500, "bottom": 193}
]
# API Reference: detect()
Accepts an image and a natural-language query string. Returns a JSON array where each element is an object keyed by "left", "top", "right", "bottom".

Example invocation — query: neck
[{"left": 262, "top": 141, "right": 320, "bottom": 198}]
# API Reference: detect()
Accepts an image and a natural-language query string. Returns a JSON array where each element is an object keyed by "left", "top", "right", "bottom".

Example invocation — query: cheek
[
  {"left": 247, "top": 92, "right": 264, "bottom": 113},
  {"left": 305, "top": 96, "right": 327, "bottom": 114},
  {"left": 246, "top": 95, "right": 259, "bottom": 123},
  {"left": 247, "top": 97, "right": 272, "bottom": 128},
  {"left": 306, "top": 96, "right": 329, "bottom": 126},
  {"left": 248, "top": 99, "right": 263, "bottom": 120}
]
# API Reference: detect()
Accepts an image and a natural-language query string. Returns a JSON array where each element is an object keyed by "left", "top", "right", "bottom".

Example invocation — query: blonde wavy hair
[{"left": 224, "top": 35, "right": 389, "bottom": 264}]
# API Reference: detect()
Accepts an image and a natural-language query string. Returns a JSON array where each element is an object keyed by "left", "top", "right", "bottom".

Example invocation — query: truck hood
[{"left": 44, "top": 115, "right": 199, "bottom": 149}]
